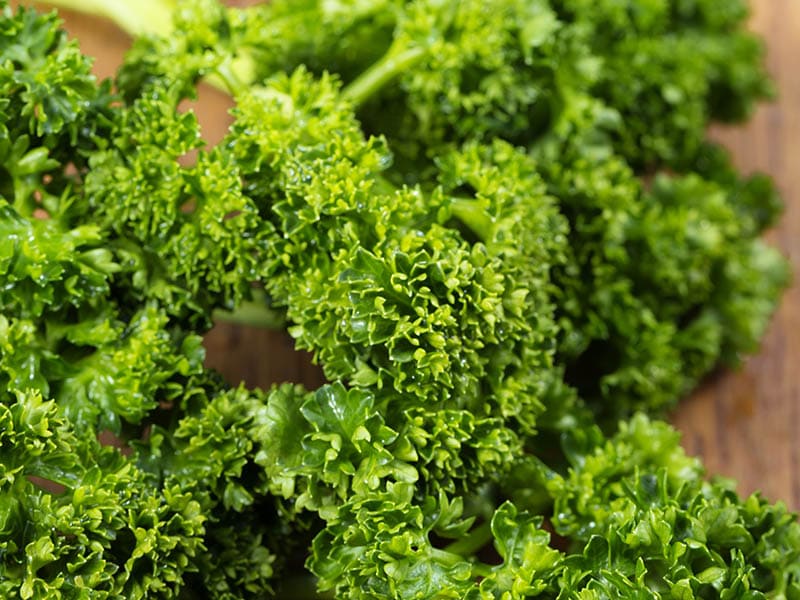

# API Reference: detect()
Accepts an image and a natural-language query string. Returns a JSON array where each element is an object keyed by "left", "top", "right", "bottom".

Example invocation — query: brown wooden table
[{"left": 23, "top": 0, "right": 800, "bottom": 509}]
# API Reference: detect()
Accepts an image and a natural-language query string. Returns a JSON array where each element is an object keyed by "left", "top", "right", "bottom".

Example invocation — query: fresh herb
[{"left": 0, "top": 0, "right": 793, "bottom": 598}]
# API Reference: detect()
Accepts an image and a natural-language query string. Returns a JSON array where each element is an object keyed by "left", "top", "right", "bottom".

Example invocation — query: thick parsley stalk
[
  {"left": 40, "top": 0, "right": 175, "bottom": 36},
  {"left": 340, "top": 43, "right": 428, "bottom": 107}
]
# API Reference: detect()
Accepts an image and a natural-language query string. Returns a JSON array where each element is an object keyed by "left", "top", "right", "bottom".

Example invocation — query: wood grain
[
  {"left": 672, "top": 0, "right": 800, "bottom": 508},
  {"left": 23, "top": 0, "right": 800, "bottom": 508}
]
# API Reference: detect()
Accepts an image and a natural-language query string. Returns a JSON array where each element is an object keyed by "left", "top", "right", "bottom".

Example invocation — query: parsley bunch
[{"left": 0, "top": 0, "right": 794, "bottom": 598}]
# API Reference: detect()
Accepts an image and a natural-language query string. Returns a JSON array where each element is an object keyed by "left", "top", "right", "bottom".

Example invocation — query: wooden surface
[
  {"left": 672, "top": 1, "right": 800, "bottom": 508},
  {"left": 26, "top": 1, "right": 800, "bottom": 508}
]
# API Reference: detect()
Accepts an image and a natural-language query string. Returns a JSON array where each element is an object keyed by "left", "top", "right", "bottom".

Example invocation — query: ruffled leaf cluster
[{"left": 0, "top": 0, "right": 795, "bottom": 598}]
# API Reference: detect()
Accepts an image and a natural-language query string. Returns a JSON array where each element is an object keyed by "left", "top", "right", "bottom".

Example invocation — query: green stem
[
  {"left": 443, "top": 520, "right": 493, "bottom": 558},
  {"left": 42, "top": 0, "right": 176, "bottom": 37},
  {"left": 214, "top": 59, "right": 249, "bottom": 97},
  {"left": 212, "top": 291, "right": 286, "bottom": 330},
  {"left": 342, "top": 44, "right": 427, "bottom": 108},
  {"left": 450, "top": 197, "right": 493, "bottom": 242},
  {"left": 470, "top": 562, "right": 493, "bottom": 578}
]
